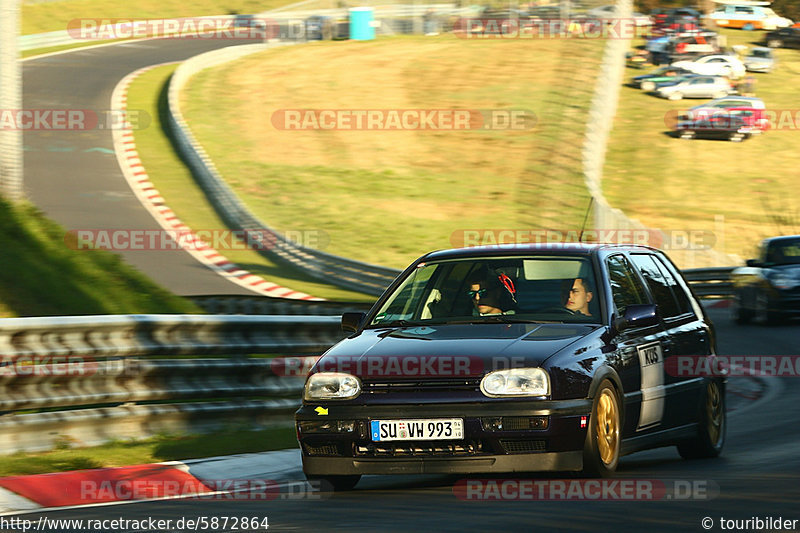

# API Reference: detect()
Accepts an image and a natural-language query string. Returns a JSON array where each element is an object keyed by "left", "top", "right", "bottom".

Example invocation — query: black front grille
[
  {"left": 355, "top": 441, "right": 484, "bottom": 457},
  {"left": 363, "top": 378, "right": 481, "bottom": 394},
  {"left": 499, "top": 439, "right": 547, "bottom": 454}
]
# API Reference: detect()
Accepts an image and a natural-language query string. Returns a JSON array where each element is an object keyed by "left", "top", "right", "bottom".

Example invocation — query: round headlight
[
  {"left": 304, "top": 372, "right": 361, "bottom": 401},
  {"left": 480, "top": 368, "right": 549, "bottom": 397}
]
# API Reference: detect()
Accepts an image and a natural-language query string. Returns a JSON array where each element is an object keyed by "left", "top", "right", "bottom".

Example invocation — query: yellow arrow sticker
[{"left": 315, "top": 406, "right": 329, "bottom": 416}]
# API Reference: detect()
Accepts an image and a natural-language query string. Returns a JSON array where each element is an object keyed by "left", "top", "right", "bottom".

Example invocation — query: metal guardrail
[
  {"left": 682, "top": 267, "right": 736, "bottom": 300},
  {"left": 0, "top": 314, "right": 338, "bottom": 453},
  {"left": 189, "top": 295, "right": 373, "bottom": 315}
]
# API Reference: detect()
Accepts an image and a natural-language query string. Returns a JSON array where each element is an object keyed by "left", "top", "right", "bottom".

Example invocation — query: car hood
[
  {"left": 770, "top": 264, "right": 800, "bottom": 276},
  {"left": 315, "top": 323, "right": 599, "bottom": 378}
]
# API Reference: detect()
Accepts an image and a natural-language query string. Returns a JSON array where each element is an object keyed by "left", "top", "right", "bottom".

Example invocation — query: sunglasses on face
[{"left": 467, "top": 288, "right": 487, "bottom": 298}]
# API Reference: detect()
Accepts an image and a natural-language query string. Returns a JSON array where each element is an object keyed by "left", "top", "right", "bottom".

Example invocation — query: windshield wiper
[
  {"left": 364, "top": 319, "right": 425, "bottom": 329},
  {"left": 444, "top": 316, "right": 546, "bottom": 324}
]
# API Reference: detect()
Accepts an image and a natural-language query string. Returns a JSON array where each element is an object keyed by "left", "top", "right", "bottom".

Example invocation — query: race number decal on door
[{"left": 637, "top": 342, "right": 665, "bottom": 430}]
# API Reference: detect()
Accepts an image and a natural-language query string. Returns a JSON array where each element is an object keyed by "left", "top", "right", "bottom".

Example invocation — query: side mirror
[
  {"left": 613, "top": 304, "right": 659, "bottom": 332},
  {"left": 745, "top": 258, "right": 761, "bottom": 267},
  {"left": 341, "top": 312, "right": 366, "bottom": 333}
]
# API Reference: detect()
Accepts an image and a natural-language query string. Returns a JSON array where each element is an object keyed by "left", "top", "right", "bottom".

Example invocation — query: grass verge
[
  {"left": 126, "top": 63, "right": 373, "bottom": 301},
  {"left": 0, "top": 426, "right": 297, "bottom": 477},
  {"left": 181, "top": 35, "right": 606, "bottom": 269},
  {"left": 0, "top": 197, "right": 198, "bottom": 317},
  {"left": 603, "top": 28, "right": 800, "bottom": 263}
]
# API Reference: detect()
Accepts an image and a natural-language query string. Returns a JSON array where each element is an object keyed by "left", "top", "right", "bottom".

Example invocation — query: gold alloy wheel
[
  {"left": 706, "top": 381, "right": 723, "bottom": 445},
  {"left": 596, "top": 388, "right": 620, "bottom": 466}
]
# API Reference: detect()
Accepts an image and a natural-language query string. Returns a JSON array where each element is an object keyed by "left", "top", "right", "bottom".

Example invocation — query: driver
[
  {"left": 563, "top": 277, "right": 594, "bottom": 317},
  {"left": 468, "top": 271, "right": 517, "bottom": 316}
]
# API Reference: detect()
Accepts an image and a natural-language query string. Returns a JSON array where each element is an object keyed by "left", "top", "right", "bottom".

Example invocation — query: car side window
[
  {"left": 653, "top": 256, "right": 695, "bottom": 317},
  {"left": 630, "top": 254, "right": 682, "bottom": 319},
  {"left": 606, "top": 255, "right": 648, "bottom": 316}
]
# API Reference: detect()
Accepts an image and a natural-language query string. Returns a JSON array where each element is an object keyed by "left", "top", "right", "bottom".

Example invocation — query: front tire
[
  {"left": 668, "top": 91, "right": 683, "bottom": 101},
  {"left": 583, "top": 380, "right": 621, "bottom": 477},
  {"left": 731, "top": 293, "right": 752, "bottom": 324},
  {"left": 677, "top": 379, "right": 725, "bottom": 459},
  {"left": 641, "top": 80, "right": 656, "bottom": 91},
  {"left": 767, "top": 39, "right": 783, "bottom": 48}
]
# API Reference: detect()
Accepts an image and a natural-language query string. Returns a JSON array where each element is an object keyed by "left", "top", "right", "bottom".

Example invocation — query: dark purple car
[{"left": 296, "top": 244, "right": 725, "bottom": 490}]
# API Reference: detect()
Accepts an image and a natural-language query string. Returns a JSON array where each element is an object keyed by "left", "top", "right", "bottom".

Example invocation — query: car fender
[{"left": 587, "top": 366, "right": 626, "bottom": 430}]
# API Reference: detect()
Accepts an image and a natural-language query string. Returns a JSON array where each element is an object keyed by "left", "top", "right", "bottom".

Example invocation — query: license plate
[{"left": 370, "top": 418, "right": 463, "bottom": 442}]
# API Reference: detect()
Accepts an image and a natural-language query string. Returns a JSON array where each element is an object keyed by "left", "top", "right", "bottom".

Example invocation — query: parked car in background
[
  {"left": 708, "top": 3, "right": 792, "bottom": 31},
  {"left": 651, "top": 7, "right": 701, "bottom": 36},
  {"left": 764, "top": 26, "right": 800, "bottom": 48},
  {"left": 296, "top": 244, "right": 724, "bottom": 489},
  {"left": 305, "top": 15, "right": 350, "bottom": 40},
  {"left": 656, "top": 75, "right": 735, "bottom": 100},
  {"left": 675, "top": 106, "right": 767, "bottom": 141},
  {"left": 587, "top": 5, "right": 652, "bottom": 26},
  {"left": 632, "top": 66, "right": 696, "bottom": 90},
  {"left": 731, "top": 236, "right": 800, "bottom": 324},
  {"left": 647, "top": 32, "right": 722, "bottom": 64},
  {"left": 672, "top": 54, "right": 747, "bottom": 79},
  {"left": 744, "top": 47, "right": 777, "bottom": 72}
]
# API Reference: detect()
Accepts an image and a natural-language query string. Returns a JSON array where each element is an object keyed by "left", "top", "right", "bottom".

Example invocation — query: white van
[{"left": 708, "top": 3, "right": 792, "bottom": 31}]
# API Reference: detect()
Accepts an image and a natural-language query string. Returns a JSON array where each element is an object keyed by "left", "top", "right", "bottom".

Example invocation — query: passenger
[
  {"left": 563, "top": 277, "right": 594, "bottom": 317},
  {"left": 467, "top": 272, "right": 517, "bottom": 316}
]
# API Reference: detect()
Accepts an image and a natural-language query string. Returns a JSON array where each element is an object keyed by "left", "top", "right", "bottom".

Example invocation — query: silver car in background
[
  {"left": 744, "top": 47, "right": 777, "bottom": 73},
  {"left": 656, "top": 75, "right": 736, "bottom": 100}
]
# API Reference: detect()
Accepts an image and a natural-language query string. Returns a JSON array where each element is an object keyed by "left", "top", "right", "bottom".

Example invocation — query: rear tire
[
  {"left": 306, "top": 474, "right": 361, "bottom": 491},
  {"left": 641, "top": 81, "right": 655, "bottom": 91},
  {"left": 678, "top": 379, "right": 725, "bottom": 459},
  {"left": 729, "top": 132, "right": 745, "bottom": 142},
  {"left": 743, "top": 23, "right": 754, "bottom": 31},
  {"left": 668, "top": 91, "right": 683, "bottom": 101},
  {"left": 679, "top": 129, "right": 696, "bottom": 139},
  {"left": 767, "top": 39, "right": 783, "bottom": 48},
  {"left": 582, "top": 380, "right": 620, "bottom": 477}
]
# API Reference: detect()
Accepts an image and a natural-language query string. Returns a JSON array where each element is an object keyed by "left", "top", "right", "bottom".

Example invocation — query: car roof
[
  {"left": 763, "top": 235, "right": 800, "bottom": 245},
  {"left": 422, "top": 243, "right": 660, "bottom": 261}
]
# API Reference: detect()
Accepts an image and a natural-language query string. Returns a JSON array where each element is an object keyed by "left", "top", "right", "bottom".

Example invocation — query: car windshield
[
  {"left": 750, "top": 49, "right": 771, "bottom": 59},
  {"left": 367, "top": 255, "right": 602, "bottom": 327},
  {"left": 766, "top": 239, "right": 800, "bottom": 265}
]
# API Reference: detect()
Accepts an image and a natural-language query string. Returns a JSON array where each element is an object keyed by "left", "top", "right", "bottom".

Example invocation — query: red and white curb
[
  {"left": 111, "top": 64, "right": 320, "bottom": 300},
  {"left": 0, "top": 449, "right": 304, "bottom": 515}
]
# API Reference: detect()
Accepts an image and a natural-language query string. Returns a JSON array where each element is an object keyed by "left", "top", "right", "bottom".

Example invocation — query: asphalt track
[
  {"left": 18, "top": 307, "right": 799, "bottom": 532},
  {"left": 22, "top": 38, "right": 261, "bottom": 295}
]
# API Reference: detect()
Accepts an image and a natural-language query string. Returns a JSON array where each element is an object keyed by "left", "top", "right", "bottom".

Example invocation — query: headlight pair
[{"left": 304, "top": 367, "right": 550, "bottom": 401}]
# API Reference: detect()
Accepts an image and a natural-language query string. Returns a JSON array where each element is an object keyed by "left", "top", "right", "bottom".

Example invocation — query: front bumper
[{"left": 296, "top": 399, "right": 591, "bottom": 475}]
